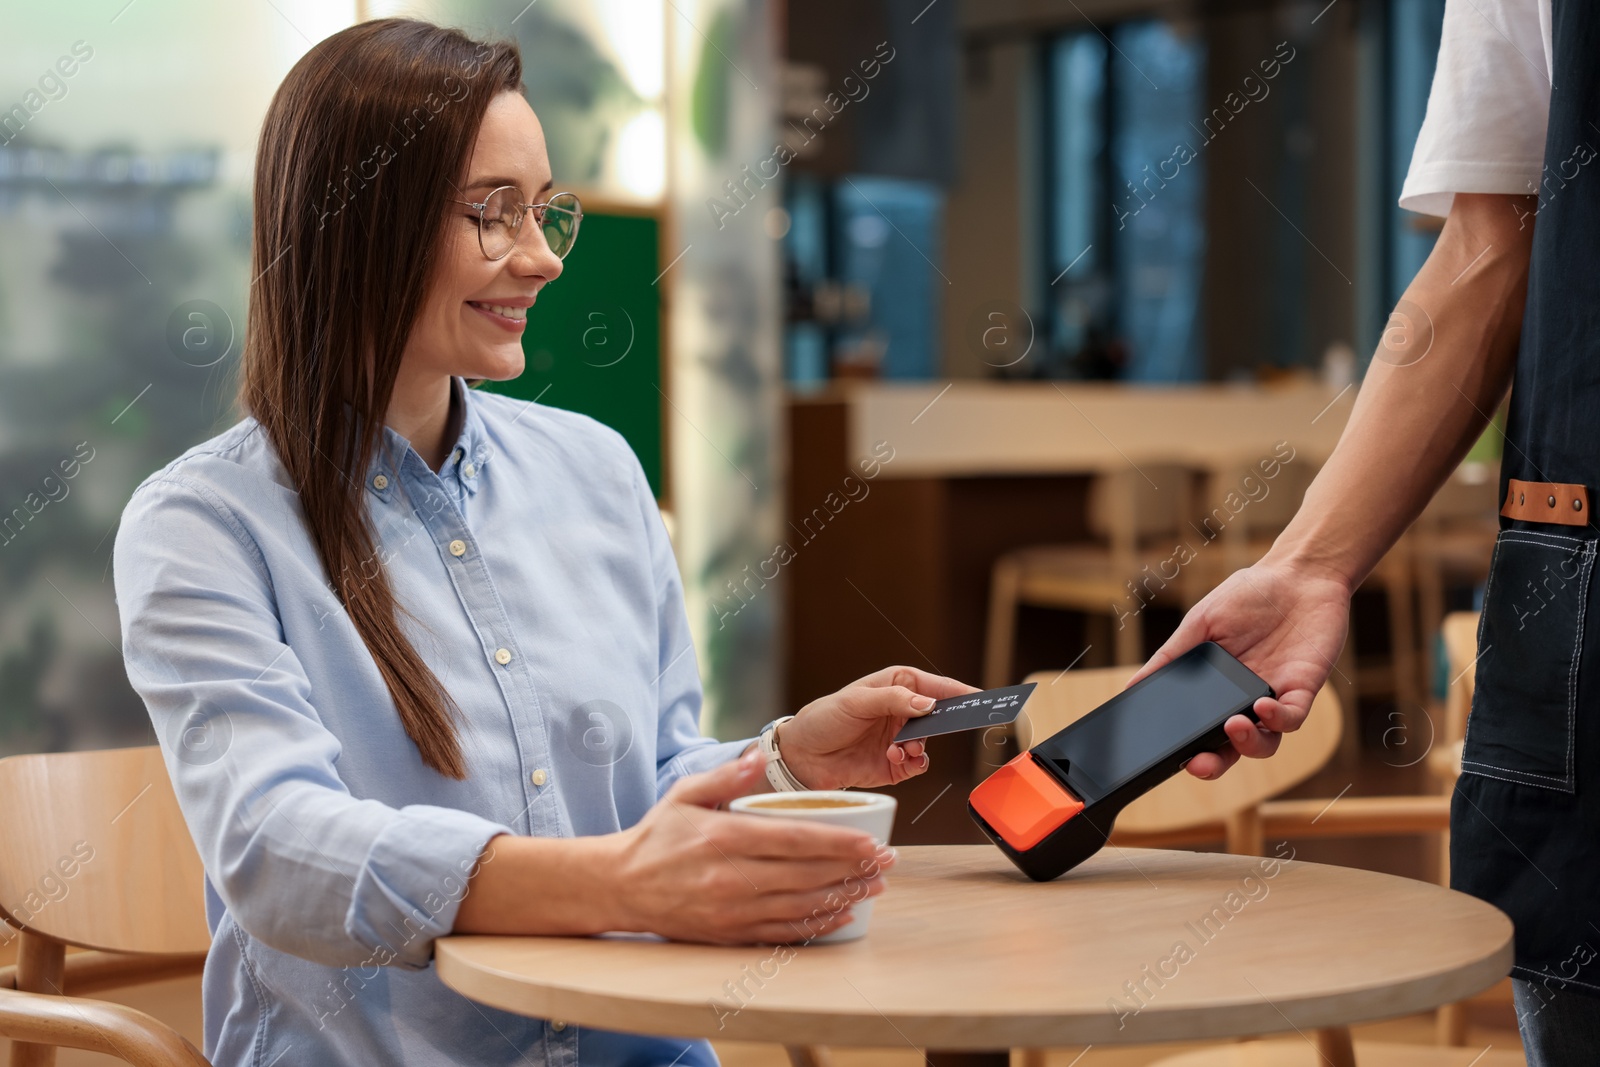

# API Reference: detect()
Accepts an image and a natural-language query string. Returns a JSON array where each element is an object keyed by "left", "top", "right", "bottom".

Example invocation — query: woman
[{"left": 113, "top": 19, "right": 971, "bottom": 1066}]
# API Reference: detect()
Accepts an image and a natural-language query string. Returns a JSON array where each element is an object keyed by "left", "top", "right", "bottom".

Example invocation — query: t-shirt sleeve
[{"left": 1398, "top": 0, "right": 1552, "bottom": 218}]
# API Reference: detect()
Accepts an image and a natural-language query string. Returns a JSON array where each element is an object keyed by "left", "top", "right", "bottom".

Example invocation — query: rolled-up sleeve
[
  {"left": 113, "top": 475, "right": 512, "bottom": 970},
  {"left": 622, "top": 458, "right": 752, "bottom": 797}
]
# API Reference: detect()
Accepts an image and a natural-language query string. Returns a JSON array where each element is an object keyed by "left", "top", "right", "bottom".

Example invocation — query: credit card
[{"left": 893, "top": 682, "right": 1037, "bottom": 742}]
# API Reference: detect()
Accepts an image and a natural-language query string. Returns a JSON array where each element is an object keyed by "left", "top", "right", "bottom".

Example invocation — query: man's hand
[{"left": 1129, "top": 561, "right": 1352, "bottom": 780}]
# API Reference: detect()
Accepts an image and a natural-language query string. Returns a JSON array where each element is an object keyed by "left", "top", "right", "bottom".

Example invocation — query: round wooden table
[{"left": 436, "top": 845, "right": 1512, "bottom": 1066}]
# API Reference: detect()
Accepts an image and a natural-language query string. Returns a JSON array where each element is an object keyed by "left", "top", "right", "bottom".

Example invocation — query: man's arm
[
  {"left": 1267, "top": 192, "right": 1537, "bottom": 590},
  {"left": 1134, "top": 192, "right": 1537, "bottom": 780}
]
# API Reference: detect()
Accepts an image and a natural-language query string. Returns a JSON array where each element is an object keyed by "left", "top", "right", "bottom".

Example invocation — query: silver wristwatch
[{"left": 758, "top": 715, "right": 807, "bottom": 791}]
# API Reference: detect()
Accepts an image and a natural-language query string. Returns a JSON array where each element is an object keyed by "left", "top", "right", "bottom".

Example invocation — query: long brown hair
[{"left": 238, "top": 19, "right": 521, "bottom": 778}]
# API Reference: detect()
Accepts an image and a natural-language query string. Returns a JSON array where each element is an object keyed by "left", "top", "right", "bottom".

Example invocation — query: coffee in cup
[{"left": 740, "top": 796, "right": 874, "bottom": 810}]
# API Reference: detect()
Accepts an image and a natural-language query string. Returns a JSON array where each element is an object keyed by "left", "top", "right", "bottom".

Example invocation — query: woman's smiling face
[{"left": 403, "top": 90, "right": 564, "bottom": 383}]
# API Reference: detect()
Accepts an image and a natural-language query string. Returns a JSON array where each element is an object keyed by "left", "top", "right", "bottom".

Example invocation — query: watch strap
[{"left": 758, "top": 715, "right": 807, "bottom": 791}]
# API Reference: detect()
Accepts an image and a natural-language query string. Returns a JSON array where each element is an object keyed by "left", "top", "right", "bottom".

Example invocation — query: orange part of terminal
[{"left": 970, "top": 751, "right": 1085, "bottom": 851}]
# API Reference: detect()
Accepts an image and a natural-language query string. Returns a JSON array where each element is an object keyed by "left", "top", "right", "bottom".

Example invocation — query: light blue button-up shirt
[{"left": 113, "top": 375, "right": 749, "bottom": 1066}]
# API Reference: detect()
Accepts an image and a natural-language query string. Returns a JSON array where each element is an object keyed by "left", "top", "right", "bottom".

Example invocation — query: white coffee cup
[{"left": 728, "top": 790, "right": 897, "bottom": 943}]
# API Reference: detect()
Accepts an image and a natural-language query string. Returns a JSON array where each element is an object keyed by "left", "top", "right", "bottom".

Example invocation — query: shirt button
[
  {"left": 531, "top": 768, "right": 548, "bottom": 786},
  {"left": 451, "top": 448, "right": 462, "bottom": 463},
  {"left": 462, "top": 462, "right": 477, "bottom": 478},
  {"left": 550, "top": 1020, "right": 566, "bottom": 1031},
  {"left": 372, "top": 474, "right": 388, "bottom": 489},
  {"left": 494, "top": 647, "right": 512, "bottom": 665},
  {"left": 449, "top": 539, "right": 467, "bottom": 557}
]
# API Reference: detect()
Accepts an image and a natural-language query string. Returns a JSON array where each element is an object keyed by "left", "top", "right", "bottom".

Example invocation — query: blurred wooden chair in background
[
  {"left": 1188, "top": 453, "right": 1317, "bottom": 590},
  {"left": 984, "top": 463, "right": 1201, "bottom": 685},
  {"left": 1010, "top": 667, "right": 1516, "bottom": 1067},
  {"left": 1428, "top": 610, "right": 1514, "bottom": 1048},
  {"left": 1411, "top": 464, "right": 1499, "bottom": 694},
  {"left": 1346, "top": 544, "right": 1425, "bottom": 754},
  {"left": 1427, "top": 611, "right": 1480, "bottom": 804},
  {"left": 0, "top": 746, "right": 210, "bottom": 1066}
]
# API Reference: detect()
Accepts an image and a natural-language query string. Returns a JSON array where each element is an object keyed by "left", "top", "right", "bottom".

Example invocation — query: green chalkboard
[{"left": 482, "top": 211, "right": 664, "bottom": 495}]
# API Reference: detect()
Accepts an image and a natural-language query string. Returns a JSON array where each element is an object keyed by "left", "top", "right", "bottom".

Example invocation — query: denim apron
[{"left": 1451, "top": 0, "right": 1600, "bottom": 1001}]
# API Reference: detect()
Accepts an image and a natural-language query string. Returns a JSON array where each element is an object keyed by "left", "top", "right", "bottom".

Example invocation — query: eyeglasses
[{"left": 449, "top": 186, "right": 583, "bottom": 261}]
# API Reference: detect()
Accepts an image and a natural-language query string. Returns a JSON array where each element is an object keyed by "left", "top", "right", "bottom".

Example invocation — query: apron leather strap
[{"left": 1501, "top": 478, "right": 1590, "bottom": 525}]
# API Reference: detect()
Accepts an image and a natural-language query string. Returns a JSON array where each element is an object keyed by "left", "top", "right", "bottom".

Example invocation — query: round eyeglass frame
[{"left": 450, "top": 186, "right": 583, "bottom": 261}]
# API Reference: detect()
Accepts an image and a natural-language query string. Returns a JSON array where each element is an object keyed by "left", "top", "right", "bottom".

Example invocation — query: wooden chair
[
  {"left": 1009, "top": 668, "right": 1516, "bottom": 1067},
  {"left": 1427, "top": 611, "right": 1479, "bottom": 804},
  {"left": 1411, "top": 465, "right": 1499, "bottom": 695},
  {"left": 1427, "top": 610, "right": 1516, "bottom": 1048},
  {"left": 984, "top": 463, "right": 1202, "bottom": 684},
  {"left": 1187, "top": 454, "right": 1317, "bottom": 585},
  {"left": 0, "top": 746, "right": 210, "bottom": 1066},
  {"left": 1349, "top": 550, "right": 1425, "bottom": 745}
]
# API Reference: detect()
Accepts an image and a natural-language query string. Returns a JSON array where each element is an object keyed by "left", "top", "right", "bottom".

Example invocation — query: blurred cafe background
[{"left": 1, "top": 0, "right": 1519, "bottom": 1061}]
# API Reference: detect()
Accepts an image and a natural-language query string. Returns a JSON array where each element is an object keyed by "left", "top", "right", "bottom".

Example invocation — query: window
[
  {"left": 1381, "top": 0, "right": 1446, "bottom": 314},
  {"left": 1045, "top": 19, "right": 1206, "bottom": 382},
  {"left": 781, "top": 174, "right": 945, "bottom": 385}
]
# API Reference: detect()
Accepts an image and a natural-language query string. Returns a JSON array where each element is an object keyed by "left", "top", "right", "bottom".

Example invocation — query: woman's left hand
[{"left": 775, "top": 666, "right": 980, "bottom": 790}]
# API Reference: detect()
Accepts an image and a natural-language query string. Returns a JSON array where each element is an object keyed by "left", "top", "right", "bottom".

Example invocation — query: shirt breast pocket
[{"left": 1464, "top": 530, "right": 1596, "bottom": 793}]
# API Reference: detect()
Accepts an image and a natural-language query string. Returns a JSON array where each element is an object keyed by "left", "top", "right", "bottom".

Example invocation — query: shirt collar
[{"left": 365, "top": 376, "right": 492, "bottom": 501}]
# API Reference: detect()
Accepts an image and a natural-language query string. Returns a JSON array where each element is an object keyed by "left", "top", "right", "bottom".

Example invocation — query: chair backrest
[
  {"left": 0, "top": 746, "right": 209, "bottom": 954},
  {"left": 1017, "top": 666, "right": 1342, "bottom": 834},
  {"left": 1085, "top": 463, "right": 1198, "bottom": 547},
  {"left": 1419, "top": 461, "right": 1500, "bottom": 526},
  {"left": 1198, "top": 454, "right": 1317, "bottom": 543}
]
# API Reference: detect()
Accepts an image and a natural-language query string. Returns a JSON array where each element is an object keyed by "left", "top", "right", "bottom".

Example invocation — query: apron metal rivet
[
  {"left": 1549, "top": 495, "right": 1557, "bottom": 507},
  {"left": 1577, "top": 500, "right": 1585, "bottom": 512},
  {"left": 1520, "top": 493, "right": 1526, "bottom": 505}
]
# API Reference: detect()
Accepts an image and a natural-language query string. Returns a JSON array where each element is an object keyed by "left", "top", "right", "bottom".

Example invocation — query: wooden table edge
[{"left": 435, "top": 930, "right": 1514, "bottom": 1050}]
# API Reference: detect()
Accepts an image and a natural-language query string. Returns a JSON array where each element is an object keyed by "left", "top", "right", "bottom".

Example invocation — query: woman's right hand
[
  {"left": 1128, "top": 557, "right": 1354, "bottom": 781},
  {"left": 604, "top": 748, "right": 892, "bottom": 944}
]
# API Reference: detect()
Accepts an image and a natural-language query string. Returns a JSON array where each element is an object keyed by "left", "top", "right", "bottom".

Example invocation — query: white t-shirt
[{"left": 1399, "top": 0, "right": 1554, "bottom": 218}]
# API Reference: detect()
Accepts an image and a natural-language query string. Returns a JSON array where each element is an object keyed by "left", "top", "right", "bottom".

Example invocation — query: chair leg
[
  {"left": 1112, "top": 602, "right": 1142, "bottom": 666},
  {"left": 1384, "top": 559, "right": 1421, "bottom": 716},
  {"left": 984, "top": 557, "right": 1022, "bottom": 690},
  {"left": 1224, "top": 807, "right": 1263, "bottom": 858},
  {"left": 783, "top": 1045, "right": 833, "bottom": 1067},
  {"left": 1436, "top": 806, "right": 1453, "bottom": 887},
  {"left": 1333, "top": 636, "right": 1360, "bottom": 766},
  {"left": 1087, "top": 615, "right": 1114, "bottom": 668},
  {"left": 1415, "top": 549, "right": 1446, "bottom": 700},
  {"left": 1313, "top": 1025, "right": 1356, "bottom": 1067},
  {"left": 12, "top": 931, "right": 65, "bottom": 1067}
]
